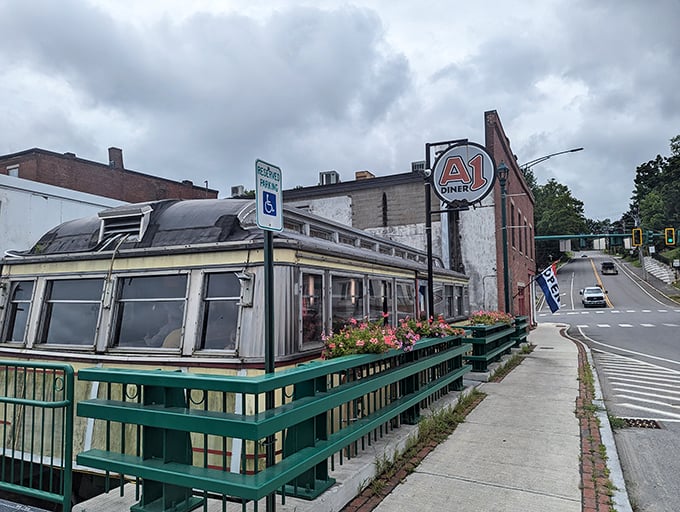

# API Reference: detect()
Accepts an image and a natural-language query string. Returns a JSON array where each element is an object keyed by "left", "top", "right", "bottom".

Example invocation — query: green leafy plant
[
  {"left": 468, "top": 310, "right": 514, "bottom": 326},
  {"left": 322, "top": 316, "right": 417, "bottom": 359},
  {"left": 398, "top": 315, "right": 466, "bottom": 338}
]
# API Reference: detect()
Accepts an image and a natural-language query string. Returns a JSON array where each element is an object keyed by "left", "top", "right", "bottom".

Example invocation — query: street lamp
[
  {"left": 497, "top": 163, "right": 511, "bottom": 314},
  {"left": 519, "top": 147, "right": 584, "bottom": 172}
]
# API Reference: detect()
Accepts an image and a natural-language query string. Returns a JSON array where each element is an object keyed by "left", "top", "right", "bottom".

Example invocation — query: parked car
[
  {"left": 580, "top": 286, "right": 607, "bottom": 308},
  {"left": 601, "top": 261, "right": 618, "bottom": 275}
]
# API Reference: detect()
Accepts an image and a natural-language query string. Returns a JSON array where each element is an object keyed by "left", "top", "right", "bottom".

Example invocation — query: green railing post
[
  {"left": 131, "top": 385, "right": 203, "bottom": 512},
  {"left": 283, "top": 373, "right": 335, "bottom": 499}
]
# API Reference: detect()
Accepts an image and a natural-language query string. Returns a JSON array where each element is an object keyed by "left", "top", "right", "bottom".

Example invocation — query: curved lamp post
[{"left": 519, "top": 147, "right": 583, "bottom": 172}]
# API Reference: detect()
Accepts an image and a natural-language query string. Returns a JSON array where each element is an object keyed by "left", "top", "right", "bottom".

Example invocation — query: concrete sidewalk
[{"left": 372, "top": 323, "right": 582, "bottom": 512}]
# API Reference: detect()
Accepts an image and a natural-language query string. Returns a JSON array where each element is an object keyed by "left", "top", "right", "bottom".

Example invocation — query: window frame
[
  {"left": 196, "top": 271, "right": 242, "bottom": 353},
  {"left": 299, "top": 270, "right": 325, "bottom": 349},
  {"left": 36, "top": 277, "right": 105, "bottom": 348},
  {"left": 109, "top": 272, "right": 189, "bottom": 351},
  {"left": 1, "top": 280, "right": 36, "bottom": 345}
]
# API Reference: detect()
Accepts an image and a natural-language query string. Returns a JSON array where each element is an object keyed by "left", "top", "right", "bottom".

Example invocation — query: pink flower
[{"left": 356, "top": 340, "right": 365, "bottom": 347}]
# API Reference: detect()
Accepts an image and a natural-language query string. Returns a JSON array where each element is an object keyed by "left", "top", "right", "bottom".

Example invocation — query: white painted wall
[
  {"left": 287, "top": 196, "right": 353, "bottom": 226},
  {"left": 0, "top": 174, "right": 126, "bottom": 257},
  {"left": 459, "top": 194, "right": 498, "bottom": 313}
]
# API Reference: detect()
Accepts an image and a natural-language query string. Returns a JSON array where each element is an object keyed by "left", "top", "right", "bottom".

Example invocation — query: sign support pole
[
  {"left": 264, "top": 229, "right": 276, "bottom": 512},
  {"left": 255, "top": 158, "right": 282, "bottom": 512}
]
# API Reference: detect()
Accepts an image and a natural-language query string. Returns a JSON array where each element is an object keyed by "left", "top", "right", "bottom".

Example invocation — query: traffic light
[
  {"left": 632, "top": 228, "right": 643, "bottom": 247},
  {"left": 665, "top": 227, "right": 676, "bottom": 246}
]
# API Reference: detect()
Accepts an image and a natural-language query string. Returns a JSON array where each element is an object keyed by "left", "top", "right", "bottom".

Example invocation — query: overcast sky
[{"left": 1, "top": 0, "right": 678, "bottom": 220}]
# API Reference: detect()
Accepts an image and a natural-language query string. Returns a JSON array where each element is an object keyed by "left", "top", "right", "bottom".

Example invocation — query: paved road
[{"left": 538, "top": 251, "right": 680, "bottom": 512}]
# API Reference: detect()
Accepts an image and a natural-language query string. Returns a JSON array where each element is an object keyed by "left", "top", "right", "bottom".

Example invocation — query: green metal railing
[
  {"left": 464, "top": 322, "right": 517, "bottom": 372},
  {"left": 1, "top": 361, "right": 74, "bottom": 512},
  {"left": 76, "top": 334, "right": 471, "bottom": 511},
  {"left": 511, "top": 316, "right": 530, "bottom": 347}
]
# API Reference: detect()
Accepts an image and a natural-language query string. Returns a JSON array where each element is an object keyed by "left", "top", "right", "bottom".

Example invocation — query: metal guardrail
[
  {"left": 75, "top": 335, "right": 471, "bottom": 511},
  {"left": 0, "top": 361, "right": 74, "bottom": 512}
]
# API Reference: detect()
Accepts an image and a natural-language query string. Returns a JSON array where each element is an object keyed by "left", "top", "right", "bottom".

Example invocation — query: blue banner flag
[{"left": 536, "top": 262, "right": 561, "bottom": 313}]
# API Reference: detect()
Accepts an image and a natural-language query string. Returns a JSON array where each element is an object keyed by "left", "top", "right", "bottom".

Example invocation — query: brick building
[{"left": 0, "top": 147, "right": 218, "bottom": 202}]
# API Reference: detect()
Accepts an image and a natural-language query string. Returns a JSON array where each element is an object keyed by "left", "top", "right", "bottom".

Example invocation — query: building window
[
  {"left": 38, "top": 279, "right": 104, "bottom": 345},
  {"left": 524, "top": 219, "right": 528, "bottom": 257},
  {"left": 518, "top": 210, "right": 523, "bottom": 254},
  {"left": 396, "top": 281, "right": 416, "bottom": 321},
  {"left": 2, "top": 281, "right": 34, "bottom": 343},
  {"left": 112, "top": 275, "right": 187, "bottom": 349},
  {"left": 331, "top": 275, "right": 363, "bottom": 330},
  {"left": 199, "top": 273, "right": 240, "bottom": 351},
  {"left": 301, "top": 272, "right": 324, "bottom": 345},
  {"left": 444, "top": 285, "right": 455, "bottom": 319},
  {"left": 510, "top": 204, "right": 516, "bottom": 247},
  {"left": 369, "top": 278, "right": 393, "bottom": 322},
  {"left": 382, "top": 193, "right": 388, "bottom": 227},
  {"left": 6, "top": 164, "right": 19, "bottom": 177}
]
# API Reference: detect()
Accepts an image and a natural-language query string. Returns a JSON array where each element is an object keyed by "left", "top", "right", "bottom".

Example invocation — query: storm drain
[{"left": 622, "top": 418, "right": 662, "bottom": 429}]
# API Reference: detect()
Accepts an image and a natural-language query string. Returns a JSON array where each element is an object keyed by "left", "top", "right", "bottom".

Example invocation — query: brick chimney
[
  {"left": 355, "top": 170, "right": 375, "bottom": 180},
  {"left": 108, "top": 147, "right": 124, "bottom": 169}
]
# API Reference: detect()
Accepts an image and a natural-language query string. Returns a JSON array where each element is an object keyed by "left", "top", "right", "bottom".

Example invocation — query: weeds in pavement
[
  {"left": 608, "top": 414, "right": 629, "bottom": 430},
  {"left": 366, "top": 388, "right": 486, "bottom": 497},
  {"left": 489, "top": 344, "right": 535, "bottom": 382}
]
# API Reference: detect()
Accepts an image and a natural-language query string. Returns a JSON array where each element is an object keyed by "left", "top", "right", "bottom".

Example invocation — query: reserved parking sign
[{"left": 255, "top": 159, "right": 283, "bottom": 231}]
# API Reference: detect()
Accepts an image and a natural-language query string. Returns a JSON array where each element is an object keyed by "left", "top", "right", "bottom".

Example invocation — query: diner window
[
  {"left": 432, "top": 283, "right": 445, "bottom": 317},
  {"left": 369, "top": 278, "right": 392, "bottom": 322},
  {"left": 2, "top": 281, "right": 34, "bottom": 343},
  {"left": 38, "top": 279, "right": 103, "bottom": 345},
  {"left": 444, "top": 285, "right": 455, "bottom": 319},
  {"left": 331, "top": 275, "right": 363, "bottom": 330},
  {"left": 199, "top": 273, "right": 240, "bottom": 351},
  {"left": 396, "top": 281, "right": 416, "bottom": 321},
  {"left": 112, "top": 275, "right": 187, "bottom": 349},
  {"left": 301, "top": 273, "right": 324, "bottom": 345}
]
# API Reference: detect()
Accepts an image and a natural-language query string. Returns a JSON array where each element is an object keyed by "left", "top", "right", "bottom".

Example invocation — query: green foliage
[
  {"left": 398, "top": 315, "right": 466, "bottom": 338},
  {"left": 534, "top": 179, "right": 588, "bottom": 236},
  {"left": 626, "top": 135, "right": 680, "bottom": 244},
  {"left": 321, "top": 317, "right": 414, "bottom": 359},
  {"left": 468, "top": 310, "right": 514, "bottom": 325}
]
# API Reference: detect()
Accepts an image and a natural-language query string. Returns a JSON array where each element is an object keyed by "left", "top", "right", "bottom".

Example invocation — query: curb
[{"left": 562, "top": 327, "right": 633, "bottom": 512}]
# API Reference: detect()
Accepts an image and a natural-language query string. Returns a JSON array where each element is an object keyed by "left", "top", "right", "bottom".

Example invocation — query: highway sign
[{"left": 255, "top": 159, "right": 283, "bottom": 231}]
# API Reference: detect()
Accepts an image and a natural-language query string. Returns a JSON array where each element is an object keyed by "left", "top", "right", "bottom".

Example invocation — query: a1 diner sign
[{"left": 431, "top": 142, "right": 496, "bottom": 207}]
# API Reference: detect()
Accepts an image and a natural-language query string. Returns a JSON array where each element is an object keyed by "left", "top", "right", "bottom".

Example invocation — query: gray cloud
[{"left": 1, "top": 0, "right": 678, "bottom": 219}]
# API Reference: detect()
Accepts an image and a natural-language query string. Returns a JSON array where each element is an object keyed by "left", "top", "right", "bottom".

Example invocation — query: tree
[{"left": 534, "top": 179, "right": 588, "bottom": 235}]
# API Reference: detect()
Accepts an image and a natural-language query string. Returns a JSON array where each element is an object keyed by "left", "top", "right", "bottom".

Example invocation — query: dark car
[{"left": 601, "top": 261, "right": 618, "bottom": 275}]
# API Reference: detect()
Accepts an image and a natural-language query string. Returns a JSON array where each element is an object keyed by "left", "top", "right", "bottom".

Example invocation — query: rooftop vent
[
  {"left": 98, "top": 205, "right": 153, "bottom": 243},
  {"left": 319, "top": 170, "right": 340, "bottom": 186}
]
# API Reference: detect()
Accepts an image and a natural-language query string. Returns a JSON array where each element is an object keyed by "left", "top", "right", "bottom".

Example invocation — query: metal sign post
[
  {"left": 255, "top": 159, "right": 283, "bottom": 512},
  {"left": 424, "top": 140, "right": 497, "bottom": 318}
]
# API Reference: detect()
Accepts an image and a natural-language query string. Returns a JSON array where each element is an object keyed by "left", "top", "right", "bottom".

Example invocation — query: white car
[{"left": 580, "top": 286, "right": 607, "bottom": 308}]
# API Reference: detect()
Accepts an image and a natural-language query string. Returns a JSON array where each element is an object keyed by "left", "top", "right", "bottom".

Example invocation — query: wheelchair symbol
[{"left": 262, "top": 192, "right": 277, "bottom": 216}]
